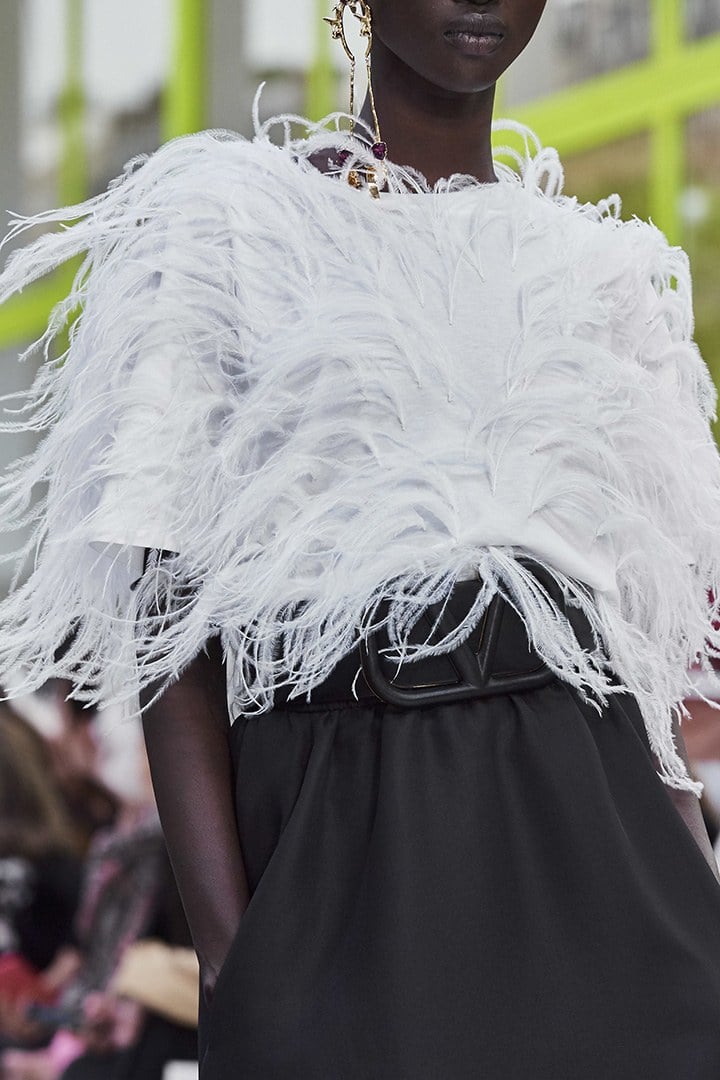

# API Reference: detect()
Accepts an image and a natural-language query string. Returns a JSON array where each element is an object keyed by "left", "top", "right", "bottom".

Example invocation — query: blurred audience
[
  {"left": 62, "top": 943, "right": 198, "bottom": 1080},
  {"left": 0, "top": 689, "right": 198, "bottom": 1080},
  {"left": 0, "top": 707, "right": 84, "bottom": 1050},
  {"left": 43, "top": 683, "right": 120, "bottom": 850}
]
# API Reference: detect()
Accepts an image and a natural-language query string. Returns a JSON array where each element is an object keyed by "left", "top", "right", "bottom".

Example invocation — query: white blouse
[{"left": 1, "top": 103, "right": 719, "bottom": 794}]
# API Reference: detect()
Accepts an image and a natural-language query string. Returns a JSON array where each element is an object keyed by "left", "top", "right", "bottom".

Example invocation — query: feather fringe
[{"left": 1, "top": 88, "right": 720, "bottom": 796}]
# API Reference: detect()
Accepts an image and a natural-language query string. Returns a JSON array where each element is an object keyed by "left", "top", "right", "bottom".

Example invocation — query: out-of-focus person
[
  {"left": 0, "top": 706, "right": 84, "bottom": 1050},
  {"left": 1, "top": 730, "right": 195, "bottom": 1080},
  {"left": 43, "top": 682, "right": 120, "bottom": 851},
  {"left": 60, "top": 943, "right": 199, "bottom": 1080}
]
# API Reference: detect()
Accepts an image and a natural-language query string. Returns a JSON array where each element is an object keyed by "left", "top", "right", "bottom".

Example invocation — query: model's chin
[
  {"left": 424, "top": 61, "right": 503, "bottom": 97},
  {"left": 416, "top": 37, "right": 508, "bottom": 95}
]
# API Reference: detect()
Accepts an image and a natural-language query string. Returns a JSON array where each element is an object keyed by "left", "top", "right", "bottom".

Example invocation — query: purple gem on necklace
[{"left": 371, "top": 141, "right": 388, "bottom": 161}]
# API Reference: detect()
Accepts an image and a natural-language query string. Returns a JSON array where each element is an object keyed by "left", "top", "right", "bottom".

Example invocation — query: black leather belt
[{"left": 274, "top": 561, "right": 596, "bottom": 709}]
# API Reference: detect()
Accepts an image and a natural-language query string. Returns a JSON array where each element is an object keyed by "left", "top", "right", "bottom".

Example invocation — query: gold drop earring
[{"left": 324, "top": 0, "right": 387, "bottom": 197}]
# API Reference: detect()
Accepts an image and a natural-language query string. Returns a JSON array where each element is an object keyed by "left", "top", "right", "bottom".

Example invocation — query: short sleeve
[
  {"left": 633, "top": 271, "right": 718, "bottom": 460},
  {"left": 87, "top": 277, "right": 219, "bottom": 558},
  {"left": 0, "top": 132, "right": 244, "bottom": 707},
  {"left": 50, "top": 187, "right": 232, "bottom": 563},
  {"left": 89, "top": 337, "right": 187, "bottom": 556}
]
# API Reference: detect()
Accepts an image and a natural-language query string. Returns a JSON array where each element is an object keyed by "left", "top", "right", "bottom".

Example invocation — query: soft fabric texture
[
  {"left": 198, "top": 683, "right": 720, "bottom": 1078},
  {"left": 1, "top": 92, "right": 720, "bottom": 793}
]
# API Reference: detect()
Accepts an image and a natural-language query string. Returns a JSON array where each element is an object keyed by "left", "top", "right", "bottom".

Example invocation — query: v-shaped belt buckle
[{"left": 358, "top": 589, "right": 555, "bottom": 707}]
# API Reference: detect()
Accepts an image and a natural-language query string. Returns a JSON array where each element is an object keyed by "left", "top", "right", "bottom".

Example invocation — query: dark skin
[
  {"left": 141, "top": 638, "right": 249, "bottom": 1009},
  {"left": 360, "top": 0, "right": 547, "bottom": 185},
  {"left": 141, "top": 0, "right": 718, "bottom": 1011}
]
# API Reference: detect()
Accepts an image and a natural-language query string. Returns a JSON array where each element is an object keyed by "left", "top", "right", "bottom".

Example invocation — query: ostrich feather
[{"left": 0, "top": 92, "right": 719, "bottom": 795}]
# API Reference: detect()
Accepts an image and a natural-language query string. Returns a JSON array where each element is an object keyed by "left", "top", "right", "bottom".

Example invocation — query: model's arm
[
  {"left": 655, "top": 714, "right": 720, "bottom": 883},
  {"left": 140, "top": 631, "right": 250, "bottom": 1005}
]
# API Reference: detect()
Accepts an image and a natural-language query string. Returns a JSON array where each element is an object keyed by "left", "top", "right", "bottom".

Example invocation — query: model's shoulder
[
  {"left": 558, "top": 194, "right": 686, "bottom": 284},
  {"left": 500, "top": 126, "right": 691, "bottom": 322},
  {"left": 495, "top": 122, "right": 676, "bottom": 253},
  {"left": 523, "top": 169, "right": 683, "bottom": 281}
]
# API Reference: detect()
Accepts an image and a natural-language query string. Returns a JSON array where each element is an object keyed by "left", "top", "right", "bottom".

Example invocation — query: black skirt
[{"left": 199, "top": 679, "right": 720, "bottom": 1079}]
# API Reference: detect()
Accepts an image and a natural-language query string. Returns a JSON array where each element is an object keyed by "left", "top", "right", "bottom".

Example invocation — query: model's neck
[{"left": 358, "top": 39, "right": 497, "bottom": 187}]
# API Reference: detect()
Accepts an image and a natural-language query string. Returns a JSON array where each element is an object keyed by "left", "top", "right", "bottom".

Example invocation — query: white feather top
[{"left": 1, "top": 99, "right": 720, "bottom": 794}]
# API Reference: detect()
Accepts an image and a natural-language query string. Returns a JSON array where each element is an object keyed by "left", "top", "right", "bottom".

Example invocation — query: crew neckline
[
  {"left": 285, "top": 141, "right": 511, "bottom": 208},
  {"left": 378, "top": 179, "right": 504, "bottom": 200}
]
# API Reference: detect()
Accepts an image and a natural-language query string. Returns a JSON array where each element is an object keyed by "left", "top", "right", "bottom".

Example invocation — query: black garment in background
[
  {"left": 0, "top": 852, "right": 82, "bottom": 970},
  {"left": 61, "top": 1014, "right": 197, "bottom": 1080},
  {"left": 199, "top": 680, "right": 720, "bottom": 1080}
]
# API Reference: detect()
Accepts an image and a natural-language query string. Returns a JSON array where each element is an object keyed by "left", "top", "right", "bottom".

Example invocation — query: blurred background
[{"left": 0, "top": 3, "right": 720, "bottom": 1078}]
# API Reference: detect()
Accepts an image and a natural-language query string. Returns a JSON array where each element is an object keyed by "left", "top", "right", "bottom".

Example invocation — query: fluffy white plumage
[{"left": 1, "top": 94, "right": 720, "bottom": 795}]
